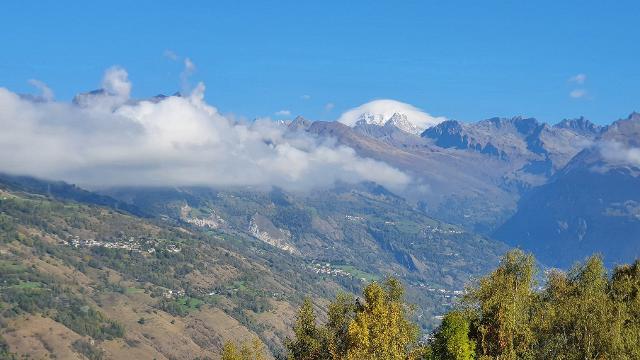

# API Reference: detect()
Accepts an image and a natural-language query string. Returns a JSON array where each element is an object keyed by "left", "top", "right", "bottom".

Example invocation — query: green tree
[
  {"left": 464, "top": 249, "right": 536, "bottom": 359},
  {"left": 286, "top": 298, "right": 325, "bottom": 360},
  {"left": 431, "top": 311, "right": 475, "bottom": 360},
  {"left": 451, "top": 252, "right": 640, "bottom": 359},
  {"left": 611, "top": 259, "right": 640, "bottom": 359},
  {"left": 325, "top": 292, "right": 356, "bottom": 359},
  {"left": 537, "top": 256, "right": 624, "bottom": 359},
  {"left": 530, "top": 269, "right": 571, "bottom": 359}
]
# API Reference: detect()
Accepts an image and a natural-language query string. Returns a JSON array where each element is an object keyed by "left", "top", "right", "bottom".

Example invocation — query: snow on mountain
[{"left": 337, "top": 99, "right": 445, "bottom": 135}]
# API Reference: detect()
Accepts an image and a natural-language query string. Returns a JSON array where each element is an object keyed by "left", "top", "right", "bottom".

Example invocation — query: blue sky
[{"left": 1, "top": 1, "right": 639, "bottom": 124}]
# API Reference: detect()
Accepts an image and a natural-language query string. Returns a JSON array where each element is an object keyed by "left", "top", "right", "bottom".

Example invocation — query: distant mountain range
[
  {"left": 494, "top": 113, "right": 640, "bottom": 267},
  {"left": 288, "top": 112, "right": 600, "bottom": 232},
  {"left": 285, "top": 107, "right": 639, "bottom": 267}
]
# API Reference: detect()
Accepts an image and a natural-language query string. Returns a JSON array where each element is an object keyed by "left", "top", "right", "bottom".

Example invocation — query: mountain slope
[
  {"left": 0, "top": 173, "right": 148, "bottom": 217},
  {"left": 0, "top": 181, "right": 348, "bottom": 359},
  {"left": 306, "top": 121, "right": 527, "bottom": 232},
  {"left": 0, "top": 175, "right": 509, "bottom": 358},
  {"left": 494, "top": 114, "right": 640, "bottom": 268},
  {"left": 103, "top": 181, "right": 509, "bottom": 327}
]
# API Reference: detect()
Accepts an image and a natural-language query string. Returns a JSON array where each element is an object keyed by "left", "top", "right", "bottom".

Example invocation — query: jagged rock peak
[
  {"left": 602, "top": 112, "right": 640, "bottom": 146},
  {"left": 71, "top": 89, "right": 108, "bottom": 106},
  {"left": 384, "top": 113, "right": 421, "bottom": 134},
  {"left": 421, "top": 119, "right": 464, "bottom": 137},
  {"left": 288, "top": 115, "right": 312, "bottom": 131},
  {"left": 484, "top": 116, "right": 540, "bottom": 130},
  {"left": 627, "top": 111, "right": 640, "bottom": 121},
  {"left": 554, "top": 116, "right": 601, "bottom": 134}
]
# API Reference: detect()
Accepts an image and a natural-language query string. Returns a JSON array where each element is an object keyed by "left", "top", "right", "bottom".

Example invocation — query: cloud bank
[
  {"left": 28, "top": 79, "right": 54, "bottom": 101},
  {"left": 0, "top": 68, "right": 410, "bottom": 192},
  {"left": 599, "top": 141, "right": 640, "bottom": 167}
]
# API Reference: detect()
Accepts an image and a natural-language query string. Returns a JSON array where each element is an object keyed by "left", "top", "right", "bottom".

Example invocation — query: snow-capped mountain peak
[
  {"left": 338, "top": 99, "right": 445, "bottom": 135},
  {"left": 353, "top": 112, "right": 425, "bottom": 135},
  {"left": 384, "top": 112, "right": 421, "bottom": 134},
  {"left": 356, "top": 112, "right": 387, "bottom": 126}
]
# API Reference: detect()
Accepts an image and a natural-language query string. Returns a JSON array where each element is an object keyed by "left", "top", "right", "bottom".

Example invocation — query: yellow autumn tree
[
  {"left": 345, "top": 278, "right": 421, "bottom": 360},
  {"left": 284, "top": 277, "right": 426, "bottom": 360},
  {"left": 222, "top": 338, "right": 266, "bottom": 360}
]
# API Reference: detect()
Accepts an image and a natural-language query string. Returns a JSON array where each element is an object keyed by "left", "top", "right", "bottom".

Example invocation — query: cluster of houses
[
  {"left": 423, "top": 224, "right": 464, "bottom": 235},
  {"left": 64, "top": 235, "right": 149, "bottom": 252},
  {"left": 415, "top": 281, "right": 465, "bottom": 300},
  {"left": 344, "top": 215, "right": 365, "bottom": 222},
  {"left": 62, "top": 235, "right": 181, "bottom": 254},
  {"left": 310, "top": 262, "right": 368, "bottom": 282},
  {"left": 163, "top": 288, "right": 186, "bottom": 299},
  {"left": 166, "top": 243, "right": 181, "bottom": 253},
  {"left": 312, "top": 262, "right": 350, "bottom": 278}
]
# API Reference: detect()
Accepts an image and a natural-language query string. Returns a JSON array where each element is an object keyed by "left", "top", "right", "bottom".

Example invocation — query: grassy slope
[{"left": 0, "top": 187, "right": 340, "bottom": 359}]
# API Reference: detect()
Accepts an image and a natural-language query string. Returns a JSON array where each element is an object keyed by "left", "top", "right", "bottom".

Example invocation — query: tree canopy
[
  {"left": 429, "top": 250, "right": 640, "bottom": 360},
  {"left": 285, "top": 278, "right": 428, "bottom": 360}
]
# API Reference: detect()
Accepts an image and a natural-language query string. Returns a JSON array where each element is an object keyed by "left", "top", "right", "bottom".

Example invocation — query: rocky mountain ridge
[{"left": 494, "top": 113, "right": 640, "bottom": 267}]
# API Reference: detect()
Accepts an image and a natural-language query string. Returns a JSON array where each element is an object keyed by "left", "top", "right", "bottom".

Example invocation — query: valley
[
  {"left": 2, "top": 106, "right": 640, "bottom": 358},
  {"left": 0, "top": 174, "right": 504, "bottom": 358}
]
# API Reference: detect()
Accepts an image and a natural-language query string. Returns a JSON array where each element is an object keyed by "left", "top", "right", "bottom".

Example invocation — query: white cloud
[
  {"left": 300, "top": 94, "right": 311, "bottom": 100},
  {"left": 569, "top": 89, "right": 587, "bottom": 99},
  {"left": 275, "top": 109, "right": 291, "bottom": 116},
  {"left": 163, "top": 49, "right": 179, "bottom": 61},
  {"left": 184, "top": 58, "right": 196, "bottom": 73},
  {"left": 599, "top": 141, "right": 640, "bottom": 167},
  {"left": 337, "top": 99, "right": 445, "bottom": 132},
  {"left": 0, "top": 67, "right": 411, "bottom": 192},
  {"left": 324, "top": 102, "right": 335, "bottom": 112},
  {"left": 569, "top": 73, "right": 587, "bottom": 85},
  {"left": 102, "top": 66, "right": 131, "bottom": 99},
  {"left": 180, "top": 57, "right": 197, "bottom": 92},
  {"left": 162, "top": 51, "right": 196, "bottom": 93},
  {"left": 28, "top": 79, "right": 54, "bottom": 101}
]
